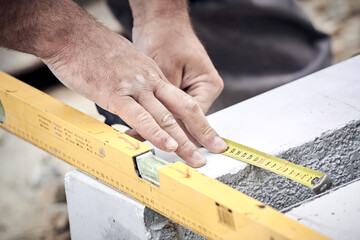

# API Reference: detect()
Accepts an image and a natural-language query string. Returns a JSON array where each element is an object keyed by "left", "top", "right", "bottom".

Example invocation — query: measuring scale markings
[{"left": 223, "top": 138, "right": 331, "bottom": 193}]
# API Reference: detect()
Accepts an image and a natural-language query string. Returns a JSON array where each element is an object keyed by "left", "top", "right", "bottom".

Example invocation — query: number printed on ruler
[{"left": 222, "top": 138, "right": 325, "bottom": 189}]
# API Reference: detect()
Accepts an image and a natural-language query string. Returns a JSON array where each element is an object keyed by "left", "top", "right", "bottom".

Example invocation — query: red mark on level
[
  {"left": 258, "top": 158, "right": 265, "bottom": 164},
  {"left": 169, "top": 166, "right": 191, "bottom": 178},
  {"left": 117, "top": 136, "right": 140, "bottom": 150},
  {"left": 185, "top": 167, "right": 191, "bottom": 178}
]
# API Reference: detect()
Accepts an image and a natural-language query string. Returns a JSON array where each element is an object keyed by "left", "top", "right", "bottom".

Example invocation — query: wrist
[{"left": 129, "top": 0, "right": 190, "bottom": 27}]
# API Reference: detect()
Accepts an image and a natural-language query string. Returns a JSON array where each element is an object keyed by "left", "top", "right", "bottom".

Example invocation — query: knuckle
[
  {"left": 148, "top": 71, "right": 159, "bottom": 82},
  {"left": 207, "top": 75, "right": 224, "bottom": 98},
  {"left": 145, "top": 126, "right": 168, "bottom": 150},
  {"left": 200, "top": 124, "right": 214, "bottom": 137},
  {"left": 209, "top": 72, "right": 224, "bottom": 90},
  {"left": 134, "top": 74, "right": 146, "bottom": 85},
  {"left": 135, "top": 111, "right": 153, "bottom": 126},
  {"left": 179, "top": 138, "right": 195, "bottom": 153},
  {"left": 184, "top": 95, "right": 199, "bottom": 112},
  {"left": 105, "top": 79, "right": 133, "bottom": 97},
  {"left": 161, "top": 113, "right": 177, "bottom": 129},
  {"left": 216, "top": 77, "right": 224, "bottom": 91},
  {"left": 143, "top": 65, "right": 160, "bottom": 82},
  {"left": 150, "top": 127, "right": 164, "bottom": 140},
  {"left": 155, "top": 81, "right": 167, "bottom": 92}
]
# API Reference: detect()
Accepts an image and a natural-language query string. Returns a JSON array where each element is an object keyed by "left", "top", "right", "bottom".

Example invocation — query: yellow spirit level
[{"left": 0, "top": 71, "right": 329, "bottom": 239}]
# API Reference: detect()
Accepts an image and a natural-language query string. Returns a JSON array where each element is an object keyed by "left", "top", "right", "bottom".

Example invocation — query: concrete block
[{"left": 65, "top": 56, "right": 360, "bottom": 239}]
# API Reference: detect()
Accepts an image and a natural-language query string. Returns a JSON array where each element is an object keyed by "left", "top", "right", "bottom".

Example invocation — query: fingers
[
  {"left": 175, "top": 118, "right": 201, "bottom": 147},
  {"left": 155, "top": 83, "right": 228, "bottom": 154},
  {"left": 125, "top": 128, "right": 145, "bottom": 141},
  {"left": 108, "top": 95, "right": 178, "bottom": 153},
  {"left": 138, "top": 92, "right": 206, "bottom": 167}
]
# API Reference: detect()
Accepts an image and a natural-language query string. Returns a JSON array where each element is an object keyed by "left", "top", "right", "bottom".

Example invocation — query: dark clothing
[{"left": 99, "top": 0, "right": 331, "bottom": 125}]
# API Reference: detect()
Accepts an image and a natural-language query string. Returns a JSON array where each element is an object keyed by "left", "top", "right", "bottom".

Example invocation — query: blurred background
[
  {"left": 0, "top": 0, "right": 359, "bottom": 239},
  {"left": 301, "top": 0, "right": 360, "bottom": 62}
]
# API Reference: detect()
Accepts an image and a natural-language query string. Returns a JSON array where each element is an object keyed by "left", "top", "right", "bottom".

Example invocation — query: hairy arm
[{"left": 0, "top": 0, "right": 89, "bottom": 58}]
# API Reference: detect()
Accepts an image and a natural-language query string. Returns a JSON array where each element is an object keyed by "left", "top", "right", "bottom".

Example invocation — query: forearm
[
  {"left": 129, "top": 0, "right": 190, "bottom": 26},
  {"left": 0, "top": 0, "right": 97, "bottom": 59}
]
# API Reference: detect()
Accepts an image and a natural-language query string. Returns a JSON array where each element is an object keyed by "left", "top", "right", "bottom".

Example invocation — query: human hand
[
  {"left": 129, "top": 1, "right": 224, "bottom": 146},
  {"left": 132, "top": 13, "right": 224, "bottom": 115},
  {"left": 40, "top": 7, "right": 227, "bottom": 167}
]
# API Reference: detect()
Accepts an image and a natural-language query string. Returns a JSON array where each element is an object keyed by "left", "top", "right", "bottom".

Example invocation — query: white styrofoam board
[
  {"left": 65, "top": 170, "right": 149, "bottom": 240},
  {"left": 285, "top": 179, "right": 360, "bottom": 240}
]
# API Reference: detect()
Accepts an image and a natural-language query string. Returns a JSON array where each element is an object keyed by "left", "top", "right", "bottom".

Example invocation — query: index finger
[{"left": 155, "top": 83, "right": 228, "bottom": 153}]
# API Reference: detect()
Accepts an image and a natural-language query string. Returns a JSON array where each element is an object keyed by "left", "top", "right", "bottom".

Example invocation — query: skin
[{"left": 0, "top": 0, "right": 228, "bottom": 167}]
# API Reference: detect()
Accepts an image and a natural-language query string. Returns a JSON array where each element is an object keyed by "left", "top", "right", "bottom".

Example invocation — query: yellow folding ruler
[
  {"left": 222, "top": 139, "right": 331, "bottom": 194},
  {"left": 0, "top": 71, "right": 329, "bottom": 240}
]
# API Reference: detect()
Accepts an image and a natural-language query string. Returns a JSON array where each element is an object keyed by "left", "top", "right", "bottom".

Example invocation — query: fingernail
[
  {"left": 213, "top": 136, "right": 228, "bottom": 152},
  {"left": 166, "top": 138, "right": 178, "bottom": 151},
  {"left": 193, "top": 150, "right": 207, "bottom": 166}
]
